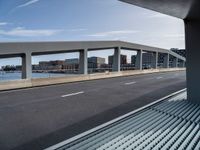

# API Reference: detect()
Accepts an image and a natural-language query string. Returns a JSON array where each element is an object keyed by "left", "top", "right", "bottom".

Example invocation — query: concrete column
[
  {"left": 22, "top": 52, "right": 32, "bottom": 79},
  {"left": 172, "top": 57, "right": 178, "bottom": 68},
  {"left": 135, "top": 50, "right": 142, "bottom": 70},
  {"left": 112, "top": 47, "right": 121, "bottom": 72},
  {"left": 163, "top": 53, "right": 169, "bottom": 68},
  {"left": 151, "top": 52, "right": 158, "bottom": 69},
  {"left": 185, "top": 20, "right": 200, "bottom": 103},
  {"left": 79, "top": 49, "right": 88, "bottom": 75}
]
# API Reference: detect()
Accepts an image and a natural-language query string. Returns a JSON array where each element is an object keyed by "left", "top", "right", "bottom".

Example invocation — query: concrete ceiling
[{"left": 119, "top": 0, "right": 200, "bottom": 20}]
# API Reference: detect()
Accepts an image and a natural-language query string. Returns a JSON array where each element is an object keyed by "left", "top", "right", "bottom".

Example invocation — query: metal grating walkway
[{"left": 46, "top": 90, "right": 200, "bottom": 150}]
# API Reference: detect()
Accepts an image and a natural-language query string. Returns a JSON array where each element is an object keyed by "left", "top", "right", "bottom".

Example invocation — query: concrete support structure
[
  {"left": 151, "top": 52, "right": 158, "bottom": 69},
  {"left": 185, "top": 21, "right": 200, "bottom": 103},
  {"left": 163, "top": 53, "right": 169, "bottom": 68},
  {"left": 79, "top": 49, "right": 88, "bottom": 75},
  {"left": 112, "top": 47, "right": 121, "bottom": 72},
  {"left": 21, "top": 52, "right": 32, "bottom": 79},
  {"left": 172, "top": 57, "right": 178, "bottom": 68},
  {"left": 135, "top": 50, "right": 143, "bottom": 70},
  {"left": 0, "top": 41, "right": 185, "bottom": 82}
]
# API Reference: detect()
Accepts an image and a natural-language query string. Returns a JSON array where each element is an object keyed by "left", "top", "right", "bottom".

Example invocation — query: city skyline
[{"left": 0, "top": 54, "right": 131, "bottom": 69}]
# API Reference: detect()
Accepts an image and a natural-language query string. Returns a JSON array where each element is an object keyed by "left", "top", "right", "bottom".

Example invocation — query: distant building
[
  {"left": 1, "top": 65, "right": 17, "bottom": 71},
  {"left": 65, "top": 58, "right": 79, "bottom": 64},
  {"left": 142, "top": 52, "right": 155, "bottom": 68},
  {"left": 100, "top": 63, "right": 111, "bottom": 69},
  {"left": 131, "top": 55, "right": 137, "bottom": 65},
  {"left": 38, "top": 60, "right": 65, "bottom": 70},
  {"left": 170, "top": 48, "right": 186, "bottom": 58},
  {"left": 108, "top": 54, "right": 127, "bottom": 65},
  {"left": 64, "top": 58, "right": 79, "bottom": 72},
  {"left": 121, "top": 63, "right": 135, "bottom": 70},
  {"left": 52, "top": 60, "right": 65, "bottom": 66},
  {"left": 157, "top": 53, "right": 165, "bottom": 66},
  {"left": 64, "top": 57, "right": 106, "bottom": 72},
  {"left": 88, "top": 57, "right": 105, "bottom": 69},
  {"left": 32, "top": 64, "right": 40, "bottom": 70}
]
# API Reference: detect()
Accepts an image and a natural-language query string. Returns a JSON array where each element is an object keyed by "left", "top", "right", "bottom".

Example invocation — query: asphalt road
[{"left": 0, "top": 71, "right": 186, "bottom": 150}]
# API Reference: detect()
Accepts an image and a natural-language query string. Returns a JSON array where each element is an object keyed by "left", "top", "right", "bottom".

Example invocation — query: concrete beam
[
  {"left": 21, "top": 52, "right": 32, "bottom": 79},
  {"left": 112, "top": 47, "right": 121, "bottom": 72},
  {"left": 0, "top": 41, "right": 185, "bottom": 61},
  {"left": 135, "top": 50, "right": 143, "bottom": 70},
  {"left": 79, "top": 49, "right": 88, "bottom": 75},
  {"left": 119, "top": 0, "right": 192, "bottom": 19}
]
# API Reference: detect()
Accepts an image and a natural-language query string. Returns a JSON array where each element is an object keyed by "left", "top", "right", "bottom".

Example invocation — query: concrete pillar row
[
  {"left": 22, "top": 52, "right": 32, "bottom": 79},
  {"left": 163, "top": 53, "right": 169, "bottom": 68},
  {"left": 79, "top": 49, "right": 88, "bottom": 75},
  {"left": 135, "top": 50, "right": 143, "bottom": 70},
  {"left": 112, "top": 47, "right": 121, "bottom": 72}
]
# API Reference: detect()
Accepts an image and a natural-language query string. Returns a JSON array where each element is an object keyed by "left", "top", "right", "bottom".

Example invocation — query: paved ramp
[{"left": 47, "top": 91, "right": 200, "bottom": 150}]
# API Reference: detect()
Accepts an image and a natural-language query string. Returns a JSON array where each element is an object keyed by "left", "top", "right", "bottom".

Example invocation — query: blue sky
[{"left": 0, "top": 0, "right": 185, "bottom": 66}]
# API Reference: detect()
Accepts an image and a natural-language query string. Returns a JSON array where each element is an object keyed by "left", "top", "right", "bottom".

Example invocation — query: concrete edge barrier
[{"left": 0, "top": 68, "right": 185, "bottom": 91}]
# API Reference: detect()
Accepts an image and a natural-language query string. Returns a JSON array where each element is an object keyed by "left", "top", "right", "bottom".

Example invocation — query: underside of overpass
[{"left": 120, "top": 0, "right": 200, "bottom": 104}]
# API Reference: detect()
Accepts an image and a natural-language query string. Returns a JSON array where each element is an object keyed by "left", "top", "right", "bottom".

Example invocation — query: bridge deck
[{"left": 46, "top": 91, "right": 200, "bottom": 150}]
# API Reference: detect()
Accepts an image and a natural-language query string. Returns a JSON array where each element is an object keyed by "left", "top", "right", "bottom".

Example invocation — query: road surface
[{"left": 0, "top": 71, "right": 186, "bottom": 150}]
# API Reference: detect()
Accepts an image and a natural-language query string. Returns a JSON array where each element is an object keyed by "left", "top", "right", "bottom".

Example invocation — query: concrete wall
[{"left": 0, "top": 68, "right": 185, "bottom": 91}]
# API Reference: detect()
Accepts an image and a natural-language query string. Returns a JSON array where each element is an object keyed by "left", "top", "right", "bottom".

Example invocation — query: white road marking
[
  {"left": 61, "top": 91, "right": 84, "bottom": 98},
  {"left": 125, "top": 81, "right": 136, "bottom": 85},
  {"left": 156, "top": 77, "right": 163, "bottom": 80}
]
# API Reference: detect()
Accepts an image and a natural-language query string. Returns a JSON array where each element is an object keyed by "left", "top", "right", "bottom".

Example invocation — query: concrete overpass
[
  {"left": 120, "top": 0, "right": 200, "bottom": 103},
  {"left": 0, "top": 40, "right": 185, "bottom": 79}
]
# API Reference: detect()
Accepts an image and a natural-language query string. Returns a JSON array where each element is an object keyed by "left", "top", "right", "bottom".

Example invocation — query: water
[{"left": 0, "top": 71, "right": 75, "bottom": 82}]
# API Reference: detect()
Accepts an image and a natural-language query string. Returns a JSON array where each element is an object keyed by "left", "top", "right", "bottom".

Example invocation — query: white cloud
[
  {"left": 0, "top": 22, "right": 8, "bottom": 26},
  {"left": 0, "top": 27, "right": 62, "bottom": 37},
  {"left": 88, "top": 30, "right": 139, "bottom": 37},
  {"left": 17, "top": 0, "right": 40, "bottom": 8}
]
